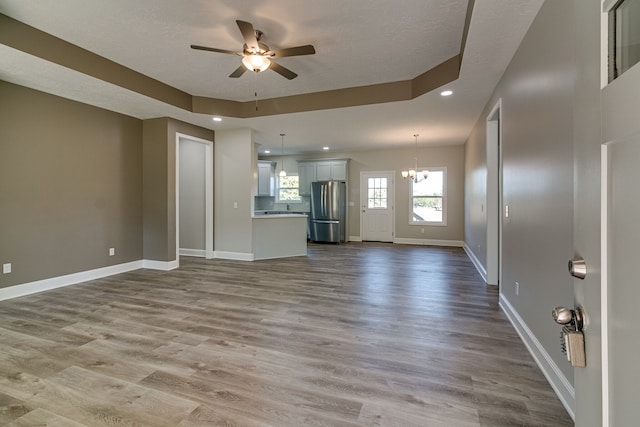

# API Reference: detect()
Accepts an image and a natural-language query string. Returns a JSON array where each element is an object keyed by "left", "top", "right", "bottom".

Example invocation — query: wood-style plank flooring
[{"left": 0, "top": 243, "right": 572, "bottom": 426}]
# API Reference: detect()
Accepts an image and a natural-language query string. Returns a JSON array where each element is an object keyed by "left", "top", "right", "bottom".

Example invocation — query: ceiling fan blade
[
  {"left": 271, "top": 45, "right": 316, "bottom": 58},
  {"left": 191, "top": 45, "right": 239, "bottom": 55},
  {"left": 236, "top": 20, "right": 259, "bottom": 51},
  {"left": 269, "top": 61, "right": 298, "bottom": 80},
  {"left": 229, "top": 65, "right": 247, "bottom": 78}
]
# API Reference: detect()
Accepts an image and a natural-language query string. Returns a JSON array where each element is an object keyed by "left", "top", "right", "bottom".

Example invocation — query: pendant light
[
  {"left": 279, "top": 133, "right": 287, "bottom": 177},
  {"left": 401, "top": 134, "right": 429, "bottom": 183}
]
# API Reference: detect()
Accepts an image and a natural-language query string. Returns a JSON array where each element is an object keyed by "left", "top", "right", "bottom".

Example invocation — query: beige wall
[
  {"left": 0, "top": 81, "right": 143, "bottom": 287},
  {"left": 464, "top": 0, "right": 575, "bottom": 386},
  {"left": 265, "top": 144, "right": 465, "bottom": 242}
]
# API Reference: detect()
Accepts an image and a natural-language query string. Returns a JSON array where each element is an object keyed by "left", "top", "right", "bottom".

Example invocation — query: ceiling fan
[{"left": 191, "top": 20, "right": 316, "bottom": 80}]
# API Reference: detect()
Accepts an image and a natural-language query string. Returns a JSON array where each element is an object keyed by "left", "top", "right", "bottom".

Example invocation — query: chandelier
[{"left": 401, "top": 134, "right": 429, "bottom": 183}]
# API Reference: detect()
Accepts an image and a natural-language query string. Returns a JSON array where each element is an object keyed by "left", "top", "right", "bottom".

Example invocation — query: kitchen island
[{"left": 252, "top": 214, "right": 307, "bottom": 260}]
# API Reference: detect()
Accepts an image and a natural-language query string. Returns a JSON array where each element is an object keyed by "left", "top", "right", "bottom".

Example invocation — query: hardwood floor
[{"left": 0, "top": 243, "right": 572, "bottom": 426}]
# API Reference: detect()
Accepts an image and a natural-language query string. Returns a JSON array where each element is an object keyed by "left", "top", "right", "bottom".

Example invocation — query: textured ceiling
[{"left": 0, "top": 0, "right": 544, "bottom": 153}]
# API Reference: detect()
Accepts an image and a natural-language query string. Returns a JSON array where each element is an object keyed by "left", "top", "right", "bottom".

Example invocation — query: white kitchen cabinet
[
  {"left": 315, "top": 162, "right": 332, "bottom": 181},
  {"left": 298, "top": 162, "right": 316, "bottom": 196},
  {"left": 257, "top": 160, "right": 276, "bottom": 196},
  {"left": 329, "top": 161, "right": 347, "bottom": 180},
  {"left": 299, "top": 159, "right": 348, "bottom": 192},
  {"left": 316, "top": 160, "right": 348, "bottom": 181}
]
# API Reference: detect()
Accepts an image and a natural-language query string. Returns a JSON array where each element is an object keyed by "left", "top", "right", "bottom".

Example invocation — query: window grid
[{"left": 367, "top": 177, "right": 388, "bottom": 209}]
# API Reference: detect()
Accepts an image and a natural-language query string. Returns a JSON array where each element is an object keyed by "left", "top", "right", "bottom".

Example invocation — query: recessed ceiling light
[
  {"left": 440, "top": 90, "right": 453, "bottom": 97},
  {"left": 264, "top": 150, "right": 271, "bottom": 154},
  {"left": 212, "top": 117, "right": 222, "bottom": 122},
  {"left": 323, "top": 146, "right": 330, "bottom": 150}
]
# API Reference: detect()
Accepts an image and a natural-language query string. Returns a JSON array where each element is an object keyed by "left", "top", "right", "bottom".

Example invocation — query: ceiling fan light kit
[
  {"left": 191, "top": 19, "right": 316, "bottom": 80},
  {"left": 242, "top": 54, "right": 270, "bottom": 72}
]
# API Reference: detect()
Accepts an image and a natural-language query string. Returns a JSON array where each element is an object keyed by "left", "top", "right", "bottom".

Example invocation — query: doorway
[
  {"left": 360, "top": 171, "right": 395, "bottom": 242},
  {"left": 176, "top": 133, "right": 213, "bottom": 264},
  {"left": 486, "top": 99, "right": 502, "bottom": 286}
]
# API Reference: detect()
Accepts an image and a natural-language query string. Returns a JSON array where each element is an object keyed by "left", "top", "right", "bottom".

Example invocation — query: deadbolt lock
[{"left": 568, "top": 256, "right": 587, "bottom": 279}]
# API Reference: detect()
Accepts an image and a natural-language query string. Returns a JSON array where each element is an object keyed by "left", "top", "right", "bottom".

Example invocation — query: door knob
[
  {"left": 552, "top": 306, "right": 573, "bottom": 325},
  {"left": 568, "top": 256, "right": 587, "bottom": 279},
  {"left": 552, "top": 306, "right": 586, "bottom": 367},
  {"left": 552, "top": 306, "right": 585, "bottom": 331}
]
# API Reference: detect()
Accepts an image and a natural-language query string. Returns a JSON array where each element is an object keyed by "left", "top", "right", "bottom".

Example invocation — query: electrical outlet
[
  {"left": 505, "top": 205, "right": 510, "bottom": 218},
  {"left": 233, "top": 201, "right": 238, "bottom": 209},
  {"left": 109, "top": 248, "right": 115, "bottom": 256},
  {"left": 515, "top": 281, "right": 520, "bottom": 296},
  {"left": 2, "top": 263, "right": 11, "bottom": 274},
  {"left": 421, "top": 228, "right": 425, "bottom": 234}
]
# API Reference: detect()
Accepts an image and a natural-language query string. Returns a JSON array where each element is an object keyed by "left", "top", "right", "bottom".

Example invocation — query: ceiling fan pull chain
[{"left": 254, "top": 72, "right": 259, "bottom": 111}]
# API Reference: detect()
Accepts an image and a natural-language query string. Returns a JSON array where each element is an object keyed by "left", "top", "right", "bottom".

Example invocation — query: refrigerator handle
[{"left": 322, "top": 185, "right": 326, "bottom": 217}]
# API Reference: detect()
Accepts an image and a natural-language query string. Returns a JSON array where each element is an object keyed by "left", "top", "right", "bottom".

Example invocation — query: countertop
[{"left": 252, "top": 213, "right": 307, "bottom": 219}]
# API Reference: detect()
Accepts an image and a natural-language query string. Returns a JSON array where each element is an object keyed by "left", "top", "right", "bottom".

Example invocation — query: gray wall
[
  {"left": 264, "top": 144, "right": 466, "bottom": 242},
  {"left": 214, "top": 128, "right": 254, "bottom": 255},
  {"left": 143, "top": 117, "right": 213, "bottom": 262},
  {"left": 179, "top": 139, "right": 206, "bottom": 251},
  {"left": 0, "top": 82, "right": 215, "bottom": 288},
  {"left": 464, "top": 0, "right": 575, "bottom": 384},
  {"left": 0, "top": 81, "right": 143, "bottom": 287}
]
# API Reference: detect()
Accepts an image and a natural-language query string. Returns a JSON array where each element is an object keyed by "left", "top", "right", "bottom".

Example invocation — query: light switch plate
[
  {"left": 109, "top": 248, "right": 115, "bottom": 256},
  {"left": 3, "top": 263, "right": 11, "bottom": 274}
]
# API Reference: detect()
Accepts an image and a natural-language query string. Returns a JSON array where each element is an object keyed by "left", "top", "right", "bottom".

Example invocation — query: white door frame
[
  {"left": 486, "top": 99, "right": 503, "bottom": 287},
  {"left": 176, "top": 132, "right": 214, "bottom": 266},
  {"left": 359, "top": 171, "right": 395, "bottom": 242}
]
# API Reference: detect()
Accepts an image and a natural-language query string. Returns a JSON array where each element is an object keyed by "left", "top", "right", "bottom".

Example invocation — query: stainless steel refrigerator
[{"left": 309, "top": 180, "right": 346, "bottom": 243}]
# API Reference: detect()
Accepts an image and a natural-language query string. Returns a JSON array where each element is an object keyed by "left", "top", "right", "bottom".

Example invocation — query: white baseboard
[
  {"left": 142, "top": 259, "right": 179, "bottom": 271},
  {"left": 393, "top": 238, "right": 464, "bottom": 247},
  {"left": 213, "top": 251, "right": 255, "bottom": 261},
  {"left": 499, "top": 294, "right": 575, "bottom": 420},
  {"left": 254, "top": 252, "right": 307, "bottom": 261},
  {"left": 0, "top": 260, "right": 143, "bottom": 301},
  {"left": 179, "top": 248, "right": 206, "bottom": 258},
  {"left": 348, "top": 236, "right": 362, "bottom": 242},
  {"left": 463, "top": 243, "right": 488, "bottom": 282}
]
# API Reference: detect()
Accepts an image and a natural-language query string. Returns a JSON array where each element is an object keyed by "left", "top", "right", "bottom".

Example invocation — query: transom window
[
  {"left": 367, "top": 177, "right": 388, "bottom": 208},
  {"left": 277, "top": 175, "right": 301, "bottom": 202},
  {"left": 410, "top": 167, "right": 446, "bottom": 225}
]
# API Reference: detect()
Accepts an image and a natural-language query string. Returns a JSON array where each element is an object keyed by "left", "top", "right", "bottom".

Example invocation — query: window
[
  {"left": 277, "top": 174, "right": 301, "bottom": 202},
  {"left": 367, "top": 177, "right": 388, "bottom": 208},
  {"left": 609, "top": 0, "right": 640, "bottom": 81},
  {"left": 410, "top": 167, "right": 446, "bottom": 225}
]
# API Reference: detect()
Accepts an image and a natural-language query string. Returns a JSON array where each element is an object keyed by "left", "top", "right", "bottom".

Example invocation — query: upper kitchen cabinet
[
  {"left": 298, "top": 159, "right": 349, "bottom": 195},
  {"left": 257, "top": 160, "right": 276, "bottom": 196},
  {"left": 317, "top": 160, "right": 348, "bottom": 181},
  {"left": 298, "top": 162, "right": 317, "bottom": 196}
]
